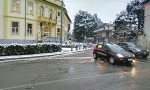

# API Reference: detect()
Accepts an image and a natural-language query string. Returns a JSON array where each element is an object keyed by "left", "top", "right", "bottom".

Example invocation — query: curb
[{"left": 0, "top": 48, "right": 92, "bottom": 63}]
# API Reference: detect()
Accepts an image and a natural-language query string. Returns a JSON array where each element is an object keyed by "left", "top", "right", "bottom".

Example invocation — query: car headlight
[
  {"left": 117, "top": 54, "right": 124, "bottom": 58},
  {"left": 147, "top": 49, "right": 149, "bottom": 52},
  {"left": 132, "top": 59, "right": 136, "bottom": 63}
]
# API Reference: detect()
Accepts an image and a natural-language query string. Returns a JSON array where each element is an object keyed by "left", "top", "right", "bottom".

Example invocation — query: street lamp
[
  {"left": 50, "top": 9, "right": 53, "bottom": 19},
  {"left": 60, "top": 0, "right": 64, "bottom": 46},
  {"left": 37, "top": 32, "right": 41, "bottom": 43},
  {"left": 55, "top": 16, "right": 57, "bottom": 43},
  {"left": 24, "top": 0, "right": 27, "bottom": 44},
  {"left": 40, "top": 22, "right": 44, "bottom": 42},
  {"left": 84, "top": 24, "right": 88, "bottom": 44}
]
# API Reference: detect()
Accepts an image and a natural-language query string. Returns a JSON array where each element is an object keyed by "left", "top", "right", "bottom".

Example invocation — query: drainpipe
[
  {"left": 60, "top": 0, "right": 64, "bottom": 46},
  {"left": 24, "top": 0, "right": 27, "bottom": 44}
]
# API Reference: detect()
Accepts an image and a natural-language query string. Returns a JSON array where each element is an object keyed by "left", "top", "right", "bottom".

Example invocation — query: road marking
[
  {"left": 78, "top": 59, "right": 94, "bottom": 64},
  {"left": 51, "top": 57, "right": 93, "bottom": 60},
  {"left": 0, "top": 73, "right": 123, "bottom": 90},
  {"left": 79, "top": 60, "right": 88, "bottom": 64},
  {"left": 1, "top": 69, "right": 150, "bottom": 90}
]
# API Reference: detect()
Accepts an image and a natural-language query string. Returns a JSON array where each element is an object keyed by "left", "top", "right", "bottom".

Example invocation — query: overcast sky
[{"left": 64, "top": 0, "right": 133, "bottom": 29}]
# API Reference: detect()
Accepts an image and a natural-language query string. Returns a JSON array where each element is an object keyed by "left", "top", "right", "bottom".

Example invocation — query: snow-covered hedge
[{"left": 0, "top": 44, "right": 62, "bottom": 56}]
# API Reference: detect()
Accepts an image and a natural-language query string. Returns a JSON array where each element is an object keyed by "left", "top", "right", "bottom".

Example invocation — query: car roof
[
  {"left": 117, "top": 42, "right": 133, "bottom": 44},
  {"left": 106, "top": 43, "right": 117, "bottom": 46},
  {"left": 97, "top": 42, "right": 118, "bottom": 46}
]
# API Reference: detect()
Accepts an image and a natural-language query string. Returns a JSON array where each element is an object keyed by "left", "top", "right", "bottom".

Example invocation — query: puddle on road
[{"left": 95, "top": 59, "right": 135, "bottom": 75}]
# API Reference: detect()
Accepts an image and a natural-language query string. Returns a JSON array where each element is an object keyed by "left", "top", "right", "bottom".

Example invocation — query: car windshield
[
  {"left": 127, "top": 43, "right": 137, "bottom": 47},
  {"left": 107, "top": 44, "right": 125, "bottom": 52}
]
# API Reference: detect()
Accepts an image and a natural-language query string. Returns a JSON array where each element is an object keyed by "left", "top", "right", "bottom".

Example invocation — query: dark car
[
  {"left": 117, "top": 42, "right": 149, "bottom": 58},
  {"left": 93, "top": 43, "right": 136, "bottom": 65}
]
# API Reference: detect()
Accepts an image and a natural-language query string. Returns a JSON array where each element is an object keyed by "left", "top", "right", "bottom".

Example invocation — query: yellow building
[{"left": 0, "top": 0, "right": 71, "bottom": 44}]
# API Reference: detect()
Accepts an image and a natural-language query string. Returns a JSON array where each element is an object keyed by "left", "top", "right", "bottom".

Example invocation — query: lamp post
[
  {"left": 84, "top": 25, "right": 87, "bottom": 44},
  {"left": 49, "top": 9, "right": 53, "bottom": 42},
  {"left": 24, "top": 0, "right": 27, "bottom": 44},
  {"left": 60, "top": 0, "right": 64, "bottom": 46},
  {"left": 55, "top": 16, "right": 57, "bottom": 43},
  {"left": 40, "top": 22, "right": 44, "bottom": 43},
  {"left": 107, "top": 24, "right": 109, "bottom": 42},
  {"left": 37, "top": 32, "right": 41, "bottom": 43}
]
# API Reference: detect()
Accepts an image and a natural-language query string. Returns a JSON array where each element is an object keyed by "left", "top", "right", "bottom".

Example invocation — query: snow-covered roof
[
  {"left": 94, "top": 23, "right": 114, "bottom": 33},
  {"left": 94, "top": 29, "right": 113, "bottom": 33}
]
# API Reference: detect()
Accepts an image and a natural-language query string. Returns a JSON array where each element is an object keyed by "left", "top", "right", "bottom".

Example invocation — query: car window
[
  {"left": 96, "top": 44, "right": 102, "bottom": 48},
  {"left": 127, "top": 43, "right": 137, "bottom": 47},
  {"left": 118, "top": 43, "right": 128, "bottom": 47},
  {"left": 108, "top": 44, "right": 125, "bottom": 52},
  {"left": 102, "top": 44, "right": 110, "bottom": 51},
  {"left": 118, "top": 43, "right": 125, "bottom": 46},
  {"left": 97, "top": 44, "right": 102, "bottom": 48}
]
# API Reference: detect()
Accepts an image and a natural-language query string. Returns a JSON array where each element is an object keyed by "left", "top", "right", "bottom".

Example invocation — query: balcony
[{"left": 37, "top": 16, "right": 57, "bottom": 24}]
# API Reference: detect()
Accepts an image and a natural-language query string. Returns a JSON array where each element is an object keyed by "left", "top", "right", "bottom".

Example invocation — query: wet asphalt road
[{"left": 0, "top": 49, "right": 150, "bottom": 90}]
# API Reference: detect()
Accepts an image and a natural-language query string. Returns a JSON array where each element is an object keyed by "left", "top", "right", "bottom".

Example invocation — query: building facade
[
  {"left": 94, "top": 23, "right": 113, "bottom": 43},
  {"left": 0, "top": 0, "right": 71, "bottom": 44},
  {"left": 137, "top": 0, "right": 150, "bottom": 49}
]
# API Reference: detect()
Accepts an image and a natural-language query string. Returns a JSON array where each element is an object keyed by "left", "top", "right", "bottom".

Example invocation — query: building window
[
  {"left": 40, "top": 6, "right": 44, "bottom": 16},
  {"left": 57, "top": 28, "right": 60, "bottom": 36},
  {"left": 27, "top": 24, "right": 32, "bottom": 35},
  {"left": 12, "top": 22, "right": 19, "bottom": 35},
  {"left": 11, "top": 0, "right": 20, "bottom": 12},
  {"left": 58, "top": 12, "right": 60, "bottom": 16},
  {"left": 27, "top": 1, "right": 34, "bottom": 15}
]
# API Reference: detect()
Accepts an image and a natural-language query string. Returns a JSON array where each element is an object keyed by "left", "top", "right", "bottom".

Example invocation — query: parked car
[
  {"left": 117, "top": 42, "right": 149, "bottom": 58},
  {"left": 93, "top": 43, "right": 136, "bottom": 65}
]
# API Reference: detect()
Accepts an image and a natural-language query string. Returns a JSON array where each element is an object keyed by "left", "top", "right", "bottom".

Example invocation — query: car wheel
[
  {"left": 109, "top": 57, "right": 115, "bottom": 65},
  {"left": 129, "top": 50, "right": 134, "bottom": 54},
  {"left": 93, "top": 53, "right": 97, "bottom": 60}
]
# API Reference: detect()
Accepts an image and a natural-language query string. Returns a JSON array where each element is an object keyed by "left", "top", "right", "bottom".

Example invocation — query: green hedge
[
  {"left": 0, "top": 45, "right": 4, "bottom": 56},
  {"left": 0, "top": 44, "right": 62, "bottom": 56}
]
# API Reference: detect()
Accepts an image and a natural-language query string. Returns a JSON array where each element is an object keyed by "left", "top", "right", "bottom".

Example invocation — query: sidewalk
[{"left": 0, "top": 47, "right": 92, "bottom": 63}]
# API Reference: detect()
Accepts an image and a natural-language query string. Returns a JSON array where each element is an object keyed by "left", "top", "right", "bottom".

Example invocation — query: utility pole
[
  {"left": 55, "top": 10, "right": 57, "bottom": 43},
  {"left": 24, "top": 0, "right": 27, "bottom": 44},
  {"left": 84, "top": 25, "right": 87, "bottom": 44},
  {"left": 60, "top": 0, "right": 64, "bottom": 46}
]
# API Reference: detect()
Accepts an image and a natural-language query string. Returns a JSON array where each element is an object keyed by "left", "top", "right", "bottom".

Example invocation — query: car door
[
  {"left": 100, "top": 44, "right": 110, "bottom": 59},
  {"left": 95, "top": 44, "right": 103, "bottom": 58}
]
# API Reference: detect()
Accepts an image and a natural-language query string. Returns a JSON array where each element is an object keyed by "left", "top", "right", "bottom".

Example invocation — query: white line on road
[
  {"left": 0, "top": 73, "right": 121, "bottom": 90},
  {"left": 1, "top": 67, "right": 150, "bottom": 90},
  {"left": 51, "top": 57, "right": 93, "bottom": 60}
]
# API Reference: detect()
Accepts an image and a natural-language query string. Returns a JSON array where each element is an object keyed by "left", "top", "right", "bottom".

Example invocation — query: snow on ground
[{"left": 0, "top": 47, "right": 91, "bottom": 62}]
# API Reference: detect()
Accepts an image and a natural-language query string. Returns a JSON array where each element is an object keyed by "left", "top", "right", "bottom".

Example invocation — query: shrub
[
  {"left": 52, "top": 44, "right": 62, "bottom": 52},
  {"left": 0, "top": 45, "right": 4, "bottom": 56},
  {"left": 24, "top": 45, "right": 39, "bottom": 54},
  {"left": 0, "top": 44, "right": 62, "bottom": 56},
  {"left": 4, "top": 45, "right": 25, "bottom": 55}
]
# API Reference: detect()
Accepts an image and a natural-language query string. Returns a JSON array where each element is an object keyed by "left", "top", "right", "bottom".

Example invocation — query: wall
[
  {"left": 144, "top": 2, "right": 150, "bottom": 40},
  {"left": 140, "top": 2, "right": 150, "bottom": 49},
  {"left": 0, "top": 0, "right": 4, "bottom": 39},
  {"left": 138, "top": 35, "right": 150, "bottom": 50},
  {"left": 5, "top": 0, "right": 36, "bottom": 41}
]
